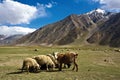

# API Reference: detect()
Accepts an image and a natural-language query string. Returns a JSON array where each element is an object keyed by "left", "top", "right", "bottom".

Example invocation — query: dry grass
[{"left": 0, "top": 46, "right": 120, "bottom": 80}]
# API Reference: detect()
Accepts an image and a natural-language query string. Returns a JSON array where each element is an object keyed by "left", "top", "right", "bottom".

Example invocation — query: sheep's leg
[
  {"left": 51, "top": 65, "right": 54, "bottom": 71},
  {"left": 72, "top": 58, "right": 76, "bottom": 71},
  {"left": 72, "top": 59, "right": 78, "bottom": 72},
  {"left": 67, "top": 63, "right": 71, "bottom": 68},
  {"left": 21, "top": 65, "right": 24, "bottom": 72},
  {"left": 46, "top": 64, "right": 49, "bottom": 71},
  {"left": 26, "top": 65, "right": 29, "bottom": 74},
  {"left": 74, "top": 62, "right": 78, "bottom": 72},
  {"left": 59, "top": 63, "right": 62, "bottom": 71},
  {"left": 63, "top": 64, "right": 67, "bottom": 68},
  {"left": 72, "top": 64, "right": 75, "bottom": 71},
  {"left": 21, "top": 62, "right": 25, "bottom": 72}
]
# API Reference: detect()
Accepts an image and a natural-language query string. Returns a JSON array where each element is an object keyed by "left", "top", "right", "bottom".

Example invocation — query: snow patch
[
  {"left": 96, "top": 9, "right": 105, "bottom": 14},
  {"left": 87, "top": 8, "right": 106, "bottom": 14}
]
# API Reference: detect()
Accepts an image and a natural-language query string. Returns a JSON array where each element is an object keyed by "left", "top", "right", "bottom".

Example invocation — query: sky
[{"left": 0, "top": 0, "right": 120, "bottom": 36}]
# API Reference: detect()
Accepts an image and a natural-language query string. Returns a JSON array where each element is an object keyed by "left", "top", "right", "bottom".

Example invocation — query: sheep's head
[
  {"left": 34, "top": 64, "right": 40, "bottom": 72},
  {"left": 53, "top": 52, "right": 59, "bottom": 59},
  {"left": 70, "top": 52, "right": 78, "bottom": 58}
]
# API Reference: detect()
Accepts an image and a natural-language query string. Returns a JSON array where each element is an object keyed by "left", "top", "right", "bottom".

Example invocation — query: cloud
[
  {"left": 92, "top": 0, "right": 120, "bottom": 12},
  {"left": 0, "top": 0, "right": 37, "bottom": 24},
  {"left": 45, "top": 3, "right": 53, "bottom": 8},
  {"left": 0, "top": 0, "right": 53, "bottom": 25},
  {"left": 0, "top": 26, "right": 36, "bottom": 36}
]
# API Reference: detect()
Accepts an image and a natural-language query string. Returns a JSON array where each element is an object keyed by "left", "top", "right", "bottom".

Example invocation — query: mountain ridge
[
  {"left": 87, "top": 13, "right": 120, "bottom": 47},
  {"left": 10, "top": 9, "right": 120, "bottom": 47},
  {"left": 0, "top": 34, "right": 23, "bottom": 45}
]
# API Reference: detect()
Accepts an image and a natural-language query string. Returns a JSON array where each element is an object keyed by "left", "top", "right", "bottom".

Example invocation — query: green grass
[{"left": 0, "top": 46, "right": 120, "bottom": 80}]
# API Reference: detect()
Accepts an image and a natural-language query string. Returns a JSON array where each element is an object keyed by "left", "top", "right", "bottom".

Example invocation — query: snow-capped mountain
[
  {"left": 87, "top": 8, "right": 106, "bottom": 15},
  {"left": 87, "top": 8, "right": 112, "bottom": 23},
  {"left": 1, "top": 8, "right": 119, "bottom": 47},
  {"left": 16, "top": 9, "right": 112, "bottom": 46}
]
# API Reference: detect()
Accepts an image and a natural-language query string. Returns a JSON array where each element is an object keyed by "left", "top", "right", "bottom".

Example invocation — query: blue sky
[
  {"left": 20, "top": 0, "right": 101, "bottom": 28},
  {"left": 0, "top": 0, "right": 120, "bottom": 35},
  {"left": 11, "top": 0, "right": 100, "bottom": 28}
]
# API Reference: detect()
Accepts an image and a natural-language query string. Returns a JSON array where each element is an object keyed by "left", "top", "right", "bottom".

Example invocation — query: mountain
[
  {"left": 0, "top": 34, "right": 23, "bottom": 45},
  {"left": 16, "top": 14, "right": 96, "bottom": 46},
  {"left": 16, "top": 8, "right": 118, "bottom": 47},
  {"left": 87, "top": 8, "right": 111, "bottom": 23},
  {"left": 0, "top": 35, "right": 6, "bottom": 40},
  {"left": 87, "top": 13, "right": 120, "bottom": 47}
]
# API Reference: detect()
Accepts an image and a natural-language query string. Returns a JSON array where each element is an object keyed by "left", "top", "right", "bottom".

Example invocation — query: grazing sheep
[
  {"left": 57, "top": 52, "right": 78, "bottom": 72},
  {"left": 46, "top": 54, "right": 59, "bottom": 68},
  {"left": 21, "top": 58, "right": 40, "bottom": 73},
  {"left": 34, "top": 55, "right": 55, "bottom": 71},
  {"left": 53, "top": 52, "right": 60, "bottom": 59},
  {"left": 53, "top": 52, "right": 71, "bottom": 68}
]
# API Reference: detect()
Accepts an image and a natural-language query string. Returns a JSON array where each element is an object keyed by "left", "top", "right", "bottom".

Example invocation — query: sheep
[
  {"left": 57, "top": 52, "right": 78, "bottom": 72},
  {"left": 53, "top": 52, "right": 71, "bottom": 68},
  {"left": 53, "top": 52, "right": 60, "bottom": 59},
  {"left": 33, "top": 55, "right": 55, "bottom": 71},
  {"left": 46, "top": 54, "right": 59, "bottom": 68},
  {"left": 21, "top": 58, "right": 40, "bottom": 73}
]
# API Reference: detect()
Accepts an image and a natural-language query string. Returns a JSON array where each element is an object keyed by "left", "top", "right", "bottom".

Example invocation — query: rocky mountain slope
[
  {"left": 0, "top": 35, "right": 6, "bottom": 40},
  {"left": 0, "top": 34, "right": 23, "bottom": 45},
  {"left": 16, "top": 14, "right": 96, "bottom": 46},
  {"left": 87, "top": 13, "right": 120, "bottom": 47},
  {"left": 16, "top": 9, "right": 120, "bottom": 47},
  {"left": 87, "top": 8, "right": 111, "bottom": 23}
]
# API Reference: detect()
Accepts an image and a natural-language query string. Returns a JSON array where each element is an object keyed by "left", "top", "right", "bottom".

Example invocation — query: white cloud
[
  {"left": 0, "top": 0, "right": 57, "bottom": 36},
  {"left": 0, "top": 26, "right": 36, "bottom": 36},
  {"left": 92, "top": 0, "right": 120, "bottom": 12},
  {"left": 0, "top": 0, "right": 37, "bottom": 24},
  {"left": 0, "top": 0, "right": 52, "bottom": 25},
  {"left": 45, "top": 3, "right": 53, "bottom": 8}
]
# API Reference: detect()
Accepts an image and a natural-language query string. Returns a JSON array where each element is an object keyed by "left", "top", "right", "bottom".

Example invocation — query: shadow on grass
[
  {"left": 46, "top": 69, "right": 60, "bottom": 72},
  {"left": 6, "top": 68, "right": 41, "bottom": 75},
  {"left": 6, "top": 68, "right": 72, "bottom": 75},
  {"left": 6, "top": 71, "right": 42, "bottom": 75},
  {"left": 6, "top": 71, "right": 23, "bottom": 75}
]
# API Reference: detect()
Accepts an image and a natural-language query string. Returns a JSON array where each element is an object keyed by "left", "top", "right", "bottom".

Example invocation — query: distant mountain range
[
  {"left": 0, "top": 34, "right": 23, "bottom": 45},
  {"left": 1, "top": 8, "right": 120, "bottom": 47}
]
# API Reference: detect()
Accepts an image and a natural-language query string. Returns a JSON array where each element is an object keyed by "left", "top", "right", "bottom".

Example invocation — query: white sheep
[
  {"left": 33, "top": 55, "right": 55, "bottom": 71},
  {"left": 21, "top": 58, "right": 40, "bottom": 73},
  {"left": 53, "top": 52, "right": 60, "bottom": 59},
  {"left": 47, "top": 54, "right": 59, "bottom": 68}
]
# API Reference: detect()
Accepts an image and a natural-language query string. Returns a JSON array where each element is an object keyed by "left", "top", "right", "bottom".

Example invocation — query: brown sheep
[
  {"left": 57, "top": 52, "right": 78, "bottom": 72},
  {"left": 53, "top": 52, "right": 71, "bottom": 68},
  {"left": 21, "top": 58, "right": 40, "bottom": 73}
]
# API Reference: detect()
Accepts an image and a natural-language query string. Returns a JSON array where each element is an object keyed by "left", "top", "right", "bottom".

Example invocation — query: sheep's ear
[
  {"left": 74, "top": 54, "right": 78, "bottom": 58},
  {"left": 76, "top": 53, "right": 78, "bottom": 56}
]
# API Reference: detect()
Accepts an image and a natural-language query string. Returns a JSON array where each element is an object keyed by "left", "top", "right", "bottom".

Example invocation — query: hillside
[
  {"left": 87, "top": 13, "right": 120, "bottom": 47},
  {"left": 16, "top": 14, "right": 96, "bottom": 46},
  {"left": 0, "top": 34, "right": 23, "bottom": 45},
  {"left": 16, "top": 9, "right": 119, "bottom": 47}
]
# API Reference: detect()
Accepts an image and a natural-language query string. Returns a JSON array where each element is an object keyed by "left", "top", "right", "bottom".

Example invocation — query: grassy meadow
[{"left": 0, "top": 46, "right": 120, "bottom": 80}]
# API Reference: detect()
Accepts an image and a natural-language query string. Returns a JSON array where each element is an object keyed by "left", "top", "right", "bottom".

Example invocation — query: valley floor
[{"left": 0, "top": 46, "right": 120, "bottom": 80}]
